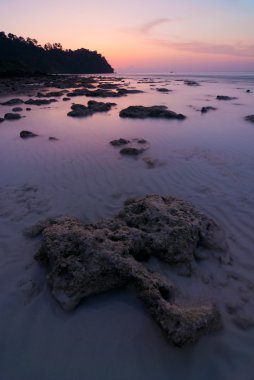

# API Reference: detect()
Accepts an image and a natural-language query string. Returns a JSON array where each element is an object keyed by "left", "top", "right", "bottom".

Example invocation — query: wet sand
[{"left": 0, "top": 72, "right": 254, "bottom": 380}]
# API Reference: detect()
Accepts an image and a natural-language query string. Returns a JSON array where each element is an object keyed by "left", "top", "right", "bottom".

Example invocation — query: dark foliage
[{"left": 0, "top": 32, "right": 114, "bottom": 74}]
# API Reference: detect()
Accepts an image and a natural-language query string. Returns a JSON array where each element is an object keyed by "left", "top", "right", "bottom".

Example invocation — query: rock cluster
[{"left": 28, "top": 195, "right": 227, "bottom": 346}]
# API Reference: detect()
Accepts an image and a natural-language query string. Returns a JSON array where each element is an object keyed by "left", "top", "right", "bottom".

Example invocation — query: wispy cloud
[
  {"left": 119, "top": 18, "right": 176, "bottom": 36},
  {"left": 140, "top": 18, "right": 172, "bottom": 34},
  {"left": 147, "top": 38, "right": 254, "bottom": 58}
]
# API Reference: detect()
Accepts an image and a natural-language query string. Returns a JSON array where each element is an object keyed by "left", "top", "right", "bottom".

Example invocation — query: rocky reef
[{"left": 27, "top": 195, "right": 227, "bottom": 346}]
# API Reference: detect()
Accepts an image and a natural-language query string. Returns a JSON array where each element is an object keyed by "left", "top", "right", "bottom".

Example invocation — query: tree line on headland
[{"left": 0, "top": 32, "right": 114, "bottom": 75}]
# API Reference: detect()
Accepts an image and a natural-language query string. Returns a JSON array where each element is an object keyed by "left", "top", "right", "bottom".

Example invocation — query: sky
[{"left": 0, "top": 0, "right": 253, "bottom": 72}]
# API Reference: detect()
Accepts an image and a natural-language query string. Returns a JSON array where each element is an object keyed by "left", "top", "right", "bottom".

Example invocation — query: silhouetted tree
[{"left": 0, "top": 32, "right": 113, "bottom": 74}]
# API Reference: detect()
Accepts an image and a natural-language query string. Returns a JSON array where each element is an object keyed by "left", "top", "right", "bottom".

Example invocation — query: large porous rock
[
  {"left": 116, "top": 196, "right": 227, "bottom": 264},
  {"left": 29, "top": 195, "right": 226, "bottom": 346},
  {"left": 119, "top": 105, "right": 186, "bottom": 120}
]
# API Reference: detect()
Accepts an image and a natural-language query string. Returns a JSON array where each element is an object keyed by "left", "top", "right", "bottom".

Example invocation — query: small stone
[
  {"left": 244, "top": 115, "right": 254, "bottom": 123},
  {"left": 110, "top": 138, "right": 130, "bottom": 146},
  {"left": 216, "top": 95, "right": 237, "bottom": 101},
  {"left": 156, "top": 88, "right": 171, "bottom": 92},
  {"left": 4, "top": 113, "right": 22, "bottom": 120},
  {"left": 201, "top": 106, "right": 217, "bottom": 113},
  {"left": 67, "top": 104, "right": 93, "bottom": 117},
  {"left": 48, "top": 136, "right": 59, "bottom": 141},
  {"left": 120, "top": 147, "right": 144, "bottom": 155},
  {"left": 20, "top": 130, "right": 38, "bottom": 138},
  {"left": 12, "top": 107, "right": 23, "bottom": 112}
]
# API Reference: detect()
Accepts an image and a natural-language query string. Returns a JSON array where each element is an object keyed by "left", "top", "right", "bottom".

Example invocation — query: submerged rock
[
  {"left": 48, "top": 136, "right": 59, "bottom": 141},
  {"left": 37, "top": 91, "right": 64, "bottom": 98},
  {"left": 28, "top": 195, "right": 227, "bottom": 346},
  {"left": 87, "top": 100, "right": 116, "bottom": 112},
  {"left": 201, "top": 106, "right": 217, "bottom": 113},
  {"left": 110, "top": 138, "right": 130, "bottom": 146},
  {"left": 67, "top": 104, "right": 93, "bottom": 117},
  {"left": 68, "top": 101, "right": 116, "bottom": 117},
  {"left": 0, "top": 98, "right": 24, "bottom": 106},
  {"left": 216, "top": 95, "right": 237, "bottom": 101},
  {"left": 244, "top": 115, "right": 254, "bottom": 123},
  {"left": 156, "top": 88, "right": 171, "bottom": 92},
  {"left": 25, "top": 98, "right": 58, "bottom": 106},
  {"left": 120, "top": 147, "right": 144, "bottom": 156},
  {"left": 12, "top": 107, "right": 23, "bottom": 112},
  {"left": 143, "top": 157, "right": 164, "bottom": 168},
  {"left": 20, "top": 130, "right": 38, "bottom": 138},
  {"left": 4, "top": 112, "right": 22, "bottom": 120},
  {"left": 184, "top": 80, "right": 200, "bottom": 86},
  {"left": 119, "top": 105, "right": 186, "bottom": 120}
]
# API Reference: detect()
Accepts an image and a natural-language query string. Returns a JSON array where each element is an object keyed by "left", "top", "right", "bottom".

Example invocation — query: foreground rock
[
  {"left": 244, "top": 115, "right": 254, "bottom": 123},
  {"left": 119, "top": 105, "right": 186, "bottom": 120},
  {"left": 28, "top": 195, "right": 227, "bottom": 346},
  {"left": 20, "top": 130, "right": 38, "bottom": 138}
]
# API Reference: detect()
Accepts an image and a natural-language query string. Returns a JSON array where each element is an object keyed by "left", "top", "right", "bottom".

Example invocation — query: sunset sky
[{"left": 0, "top": 0, "right": 253, "bottom": 72}]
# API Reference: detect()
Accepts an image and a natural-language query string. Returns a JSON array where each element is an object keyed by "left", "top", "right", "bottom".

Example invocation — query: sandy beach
[{"left": 0, "top": 72, "right": 254, "bottom": 380}]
